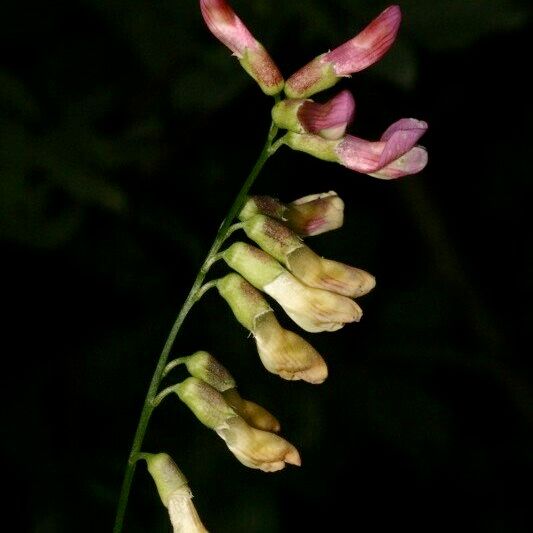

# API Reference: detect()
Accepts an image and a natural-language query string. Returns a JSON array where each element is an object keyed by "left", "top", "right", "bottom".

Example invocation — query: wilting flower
[
  {"left": 239, "top": 191, "right": 344, "bottom": 237},
  {"left": 285, "top": 5, "right": 402, "bottom": 98},
  {"left": 222, "top": 241, "right": 362, "bottom": 332},
  {"left": 177, "top": 351, "right": 280, "bottom": 432},
  {"left": 216, "top": 415, "right": 300, "bottom": 472},
  {"left": 216, "top": 273, "right": 328, "bottom": 383},
  {"left": 176, "top": 377, "right": 299, "bottom": 472},
  {"left": 283, "top": 118, "right": 428, "bottom": 179},
  {"left": 143, "top": 453, "right": 208, "bottom": 533},
  {"left": 200, "top": 0, "right": 283, "bottom": 95},
  {"left": 242, "top": 215, "right": 375, "bottom": 298},
  {"left": 272, "top": 90, "right": 356, "bottom": 140}
]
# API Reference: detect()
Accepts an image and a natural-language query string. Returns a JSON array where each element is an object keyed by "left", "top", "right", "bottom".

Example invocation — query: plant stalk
[{"left": 113, "top": 118, "right": 279, "bottom": 533}]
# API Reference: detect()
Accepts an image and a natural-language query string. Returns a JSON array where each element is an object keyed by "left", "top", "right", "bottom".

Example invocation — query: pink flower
[
  {"left": 283, "top": 118, "right": 428, "bottom": 179},
  {"left": 272, "top": 90, "right": 355, "bottom": 140},
  {"left": 285, "top": 5, "right": 402, "bottom": 98},
  {"left": 200, "top": 0, "right": 284, "bottom": 95},
  {"left": 336, "top": 118, "right": 428, "bottom": 179}
]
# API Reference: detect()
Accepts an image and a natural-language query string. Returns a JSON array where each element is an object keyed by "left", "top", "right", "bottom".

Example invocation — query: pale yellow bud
[
  {"left": 253, "top": 311, "right": 328, "bottom": 384},
  {"left": 223, "top": 388, "right": 281, "bottom": 433},
  {"left": 287, "top": 246, "right": 376, "bottom": 298},
  {"left": 216, "top": 416, "right": 301, "bottom": 472}
]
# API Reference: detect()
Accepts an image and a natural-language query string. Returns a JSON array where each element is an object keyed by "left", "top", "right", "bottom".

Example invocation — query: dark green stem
[{"left": 112, "top": 118, "right": 278, "bottom": 533}]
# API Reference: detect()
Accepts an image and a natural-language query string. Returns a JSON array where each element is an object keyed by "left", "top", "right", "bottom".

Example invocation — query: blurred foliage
[{"left": 1, "top": 0, "right": 531, "bottom": 532}]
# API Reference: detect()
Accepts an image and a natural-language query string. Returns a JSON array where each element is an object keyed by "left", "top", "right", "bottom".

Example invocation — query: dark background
[{"left": 1, "top": 1, "right": 531, "bottom": 531}]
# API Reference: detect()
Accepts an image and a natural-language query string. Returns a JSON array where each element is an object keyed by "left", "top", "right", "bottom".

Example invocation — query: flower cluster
[
  {"left": 139, "top": 2, "right": 429, "bottom": 531},
  {"left": 200, "top": 0, "right": 428, "bottom": 179}
]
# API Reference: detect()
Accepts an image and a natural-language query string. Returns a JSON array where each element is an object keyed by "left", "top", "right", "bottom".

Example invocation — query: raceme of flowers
[{"left": 141, "top": 2, "right": 429, "bottom": 531}]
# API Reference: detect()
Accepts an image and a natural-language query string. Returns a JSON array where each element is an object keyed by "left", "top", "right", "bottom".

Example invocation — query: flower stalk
[{"left": 112, "top": 116, "right": 279, "bottom": 533}]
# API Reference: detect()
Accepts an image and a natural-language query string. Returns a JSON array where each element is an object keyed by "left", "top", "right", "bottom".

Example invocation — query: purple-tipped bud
[
  {"left": 285, "top": 5, "right": 402, "bottom": 98},
  {"left": 283, "top": 117, "right": 428, "bottom": 179},
  {"left": 200, "top": 0, "right": 284, "bottom": 95},
  {"left": 288, "top": 191, "right": 344, "bottom": 236},
  {"left": 239, "top": 192, "right": 344, "bottom": 237}
]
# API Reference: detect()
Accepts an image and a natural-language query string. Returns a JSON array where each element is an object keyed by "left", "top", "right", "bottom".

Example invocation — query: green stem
[{"left": 113, "top": 118, "right": 279, "bottom": 533}]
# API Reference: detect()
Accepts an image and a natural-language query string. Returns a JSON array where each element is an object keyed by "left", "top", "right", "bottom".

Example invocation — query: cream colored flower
[
  {"left": 254, "top": 311, "right": 328, "bottom": 384},
  {"left": 216, "top": 273, "right": 328, "bottom": 383},
  {"left": 222, "top": 242, "right": 361, "bottom": 332},
  {"left": 286, "top": 245, "right": 376, "bottom": 298},
  {"left": 263, "top": 270, "right": 361, "bottom": 332},
  {"left": 216, "top": 416, "right": 300, "bottom": 472}
]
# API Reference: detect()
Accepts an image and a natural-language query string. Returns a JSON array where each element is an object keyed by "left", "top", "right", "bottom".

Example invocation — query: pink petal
[
  {"left": 336, "top": 136, "right": 385, "bottom": 173},
  {"left": 378, "top": 118, "right": 428, "bottom": 167},
  {"left": 335, "top": 132, "right": 428, "bottom": 179},
  {"left": 297, "top": 90, "right": 356, "bottom": 140},
  {"left": 370, "top": 146, "right": 428, "bottom": 179},
  {"left": 325, "top": 5, "right": 402, "bottom": 76},
  {"left": 200, "top": 0, "right": 258, "bottom": 57}
]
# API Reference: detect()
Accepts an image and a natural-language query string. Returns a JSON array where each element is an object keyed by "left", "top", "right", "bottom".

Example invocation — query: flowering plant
[{"left": 113, "top": 2, "right": 427, "bottom": 531}]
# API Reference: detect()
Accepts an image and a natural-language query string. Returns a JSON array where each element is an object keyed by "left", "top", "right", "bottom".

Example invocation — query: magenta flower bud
[
  {"left": 284, "top": 117, "right": 428, "bottom": 179},
  {"left": 285, "top": 5, "right": 402, "bottom": 98},
  {"left": 272, "top": 90, "right": 356, "bottom": 140},
  {"left": 200, "top": 0, "right": 284, "bottom": 95}
]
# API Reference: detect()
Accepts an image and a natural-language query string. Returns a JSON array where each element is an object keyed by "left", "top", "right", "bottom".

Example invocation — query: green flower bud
[
  {"left": 175, "top": 377, "right": 236, "bottom": 430},
  {"left": 216, "top": 273, "right": 272, "bottom": 332},
  {"left": 143, "top": 453, "right": 188, "bottom": 508},
  {"left": 222, "top": 242, "right": 284, "bottom": 289},
  {"left": 180, "top": 351, "right": 235, "bottom": 392},
  {"left": 241, "top": 215, "right": 304, "bottom": 265},
  {"left": 239, "top": 195, "right": 286, "bottom": 223}
]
